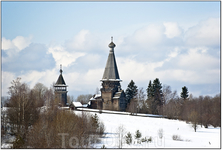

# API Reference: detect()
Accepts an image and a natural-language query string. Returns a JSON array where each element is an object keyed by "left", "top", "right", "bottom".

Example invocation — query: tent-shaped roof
[
  {"left": 102, "top": 38, "right": 121, "bottom": 81},
  {"left": 55, "top": 65, "right": 67, "bottom": 85},
  {"left": 56, "top": 74, "right": 66, "bottom": 85}
]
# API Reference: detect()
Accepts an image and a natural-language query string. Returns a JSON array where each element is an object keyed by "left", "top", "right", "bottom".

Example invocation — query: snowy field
[{"left": 75, "top": 110, "right": 221, "bottom": 148}]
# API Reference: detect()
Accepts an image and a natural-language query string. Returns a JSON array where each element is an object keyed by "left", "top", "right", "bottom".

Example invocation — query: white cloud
[
  {"left": 65, "top": 30, "right": 106, "bottom": 52},
  {"left": 178, "top": 47, "right": 219, "bottom": 71},
  {"left": 2, "top": 18, "right": 220, "bottom": 98},
  {"left": 2, "top": 71, "right": 16, "bottom": 96},
  {"left": 48, "top": 45, "right": 85, "bottom": 67},
  {"left": 119, "top": 24, "right": 164, "bottom": 53},
  {"left": 164, "top": 22, "right": 182, "bottom": 38},
  {"left": 2, "top": 36, "right": 32, "bottom": 51},
  {"left": 12, "top": 36, "right": 32, "bottom": 51},
  {"left": 2, "top": 37, "right": 15, "bottom": 50},
  {"left": 118, "top": 57, "right": 164, "bottom": 83},
  {"left": 132, "top": 24, "right": 164, "bottom": 46},
  {"left": 68, "top": 30, "right": 90, "bottom": 50},
  {"left": 20, "top": 70, "right": 46, "bottom": 88},
  {"left": 184, "top": 18, "right": 219, "bottom": 46},
  {"left": 166, "top": 47, "right": 180, "bottom": 61}
]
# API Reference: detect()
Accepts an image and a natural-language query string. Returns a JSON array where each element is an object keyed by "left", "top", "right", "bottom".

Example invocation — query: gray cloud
[{"left": 2, "top": 43, "right": 55, "bottom": 74}]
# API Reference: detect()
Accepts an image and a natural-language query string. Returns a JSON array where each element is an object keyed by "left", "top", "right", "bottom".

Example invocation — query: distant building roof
[
  {"left": 72, "top": 102, "right": 82, "bottom": 107},
  {"left": 90, "top": 94, "right": 101, "bottom": 101}
]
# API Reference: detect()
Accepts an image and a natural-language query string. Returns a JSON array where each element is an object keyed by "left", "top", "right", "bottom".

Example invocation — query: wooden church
[{"left": 89, "top": 37, "right": 127, "bottom": 111}]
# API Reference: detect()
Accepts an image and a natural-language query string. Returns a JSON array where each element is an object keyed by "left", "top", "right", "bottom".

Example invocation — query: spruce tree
[
  {"left": 146, "top": 78, "right": 163, "bottom": 114},
  {"left": 146, "top": 80, "right": 153, "bottom": 99},
  {"left": 135, "top": 130, "right": 142, "bottom": 139},
  {"left": 152, "top": 78, "right": 163, "bottom": 106},
  {"left": 125, "top": 132, "right": 132, "bottom": 145},
  {"left": 125, "top": 80, "right": 138, "bottom": 103},
  {"left": 181, "top": 86, "right": 189, "bottom": 100}
]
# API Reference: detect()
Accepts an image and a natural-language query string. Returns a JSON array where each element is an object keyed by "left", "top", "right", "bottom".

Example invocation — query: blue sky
[{"left": 1, "top": 1, "right": 220, "bottom": 98}]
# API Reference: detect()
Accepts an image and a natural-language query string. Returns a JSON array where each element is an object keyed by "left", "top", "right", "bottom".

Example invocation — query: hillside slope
[{"left": 75, "top": 110, "right": 220, "bottom": 148}]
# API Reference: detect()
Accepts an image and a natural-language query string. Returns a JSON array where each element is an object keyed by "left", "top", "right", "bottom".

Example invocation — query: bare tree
[
  {"left": 44, "top": 87, "right": 54, "bottom": 108},
  {"left": 76, "top": 94, "right": 93, "bottom": 104},
  {"left": 67, "top": 95, "right": 75, "bottom": 105},
  {"left": 26, "top": 110, "right": 104, "bottom": 148},
  {"left": 116, "top": 125, "right": 126, "bottom": 148},
  {"left": 128, "top": 98, "right": 137, "bottom": 115},
  {"left": 6, "top": 78, "right": 41, "bottom": 148},
  {"left": 95, "top": 87, "right": 100, "bottom": 94},
  {"left": 33, "top": 82, "right": 48, "bottom": 107},
  {"left": 136, "top": 87, "right": 146, "bottom": 113},
  {"left": 189, "top": 111, "right": 198, "bottom": 132}
]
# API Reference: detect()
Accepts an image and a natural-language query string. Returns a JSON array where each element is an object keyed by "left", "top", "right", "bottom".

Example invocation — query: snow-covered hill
[{"left": 74, "top": 110, "right": 220, "bottom": 148}]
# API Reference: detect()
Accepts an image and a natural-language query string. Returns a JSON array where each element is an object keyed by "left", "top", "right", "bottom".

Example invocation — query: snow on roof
[
  {"left": 72, "top": 102, "right": 82, "bottom": 107},
  {"left": 100, "top": 79, "right": 122, "bottom": 82},
  {"left": 90, "top": 97, "right": 95, "bottom": 100},
  {"left": 82, "top": 104, "right": 88, "bottom": 108},
  {"left": 95, "top": 93, "right": 101, "bottom": 98},
  {"left": 113, "top": 97, "right": 120, "bottom": 99},
  {"left": 90, "top": 94, "right": 101, "bottom": 101}
]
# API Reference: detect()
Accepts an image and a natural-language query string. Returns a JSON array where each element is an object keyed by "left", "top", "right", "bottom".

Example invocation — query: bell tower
[{"left": 54, "top": 65, "right": 68, "bottom": 106}]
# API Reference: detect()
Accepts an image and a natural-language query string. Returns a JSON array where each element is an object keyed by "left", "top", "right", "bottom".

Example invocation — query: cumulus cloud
[
  {"left": 2, "top": 36, "right": 32, "bottom": 51},
  {"left": 2, "top": 43, "right": 55, "bottom": 73},
  {"left": 2, "top": 17, "right": 220, "bottom": 97},
  {"left": 2, "top": 37, "right": 15, "bottom": 50},
  {"left": 154, "top": 46, "right": 219, "bottom": 86},
  {"left": 177, "top": 47, "right": 219, "bottom": 71},
  {"left": 184, "top": 18, "right": 220, "bottom": 46},
  {"left": 48, "top": 45, "right": 86, "bottom": 68},
  {"left": 2, "top": 71, "right": 16, "bottom": 96},
  {"left": 117, "top": 57, "right": 164, "bottom": 83},
  {"left": 65, "top": 30, "right": 107, "bottom": 53},
  {"left": 164, "top": 22, "right": 182, "bottom": 38},
  {"left": 66, "top": 30, "right": 90, "bottom": 50},
  {"left": 121, "top": 24, "right": 164, "bottom": 51}
]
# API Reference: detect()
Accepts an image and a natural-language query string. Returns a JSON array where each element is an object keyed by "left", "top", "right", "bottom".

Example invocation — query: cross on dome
[{"left": 108, "top": 36, "right": 116, "bottom": 49}]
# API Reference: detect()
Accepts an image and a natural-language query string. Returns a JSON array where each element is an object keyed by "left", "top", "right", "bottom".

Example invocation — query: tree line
[
  {"left": 1, "top": 77, "right": 105, "bottom": 148},
  {"left": 124, "top": 78, "right": 221, "bottom": 128}
]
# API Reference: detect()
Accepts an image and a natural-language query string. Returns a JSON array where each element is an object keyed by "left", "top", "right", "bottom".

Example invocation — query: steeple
[{"left": 101, "top": 37, "right": 121, "bottom": 81}]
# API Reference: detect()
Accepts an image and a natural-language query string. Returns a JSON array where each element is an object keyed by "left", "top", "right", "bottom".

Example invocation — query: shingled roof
[
  {"left": 56, "top": 74, "right": 66, "bottom": 85},
  {"left": 102, "top": 38, "right": 120, "bottom": 81},
  {"left": 55, "top": 65, "right": 66, "bottom": 85}
]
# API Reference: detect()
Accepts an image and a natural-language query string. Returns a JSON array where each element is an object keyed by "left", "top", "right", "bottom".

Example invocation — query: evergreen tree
[
  {"left": 125, "top": 80, "right": 138, "bottom": 103},
  {"left": 146, "top": 80, "right": 153, "bottom": 99},
  {"left": 135, "top": 130, "right": 142, "bottom": 139},
  {"left": 152, "top": 78, "right": 163, "bottom": 106},
  {"left": 181, "top": 86, "right": 189, "bottom": 100},
  {"left": 134, "top": 130, "right": 142, "bottom": 143},
  {"left": 146, "top": 78, "right": 163, "bottom": 114},
  {"left": 125, "top": 132, "right": 132, "bottom": 145}
]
